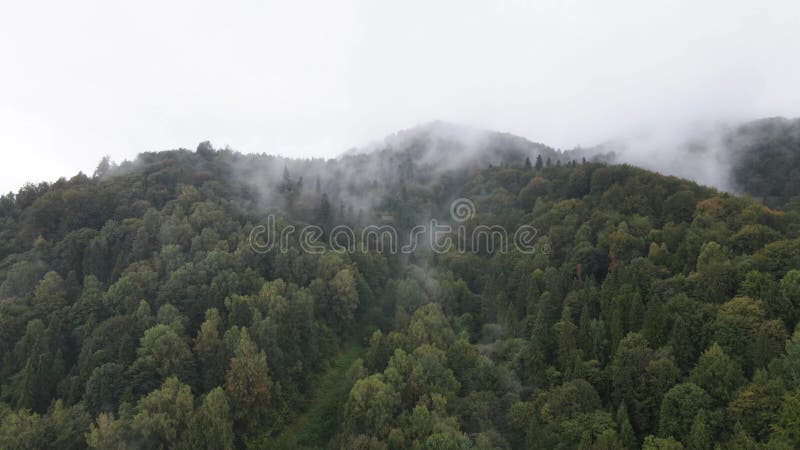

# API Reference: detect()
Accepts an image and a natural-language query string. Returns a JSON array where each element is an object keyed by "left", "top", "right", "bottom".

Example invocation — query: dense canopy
[{"left": 1, "top": 134, "right": 800, "bottom": 449}]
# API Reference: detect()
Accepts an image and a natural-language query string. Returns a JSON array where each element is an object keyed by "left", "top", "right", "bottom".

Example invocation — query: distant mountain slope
[
  {"left": 726, "top": 117, "right": 800, "bottom": 209},
  {"left": 581, "top": 117, "right": 800, "bottom": 209}
]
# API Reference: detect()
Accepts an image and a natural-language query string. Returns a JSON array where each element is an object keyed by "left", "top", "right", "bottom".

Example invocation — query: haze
[{"left": 1, "top": 0, "right": 799, "bottom": 194}]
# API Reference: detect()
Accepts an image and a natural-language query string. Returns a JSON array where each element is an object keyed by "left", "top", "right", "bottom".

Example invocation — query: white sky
[{"left": 1, "top": 0, "right": 799, "bottom": 194}]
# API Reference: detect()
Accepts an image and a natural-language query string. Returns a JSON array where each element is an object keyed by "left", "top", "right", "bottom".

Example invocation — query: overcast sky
[{"left": 1, "top": 0, "right": 799, "bottom": 194}]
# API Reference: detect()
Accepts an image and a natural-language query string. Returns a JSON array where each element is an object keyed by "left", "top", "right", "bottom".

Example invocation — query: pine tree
[
  {"left": 617, "top": 402, "right": 637, "bottom": 449},
  {"left": 669, "top": 316, "right": 695, "bottom": 372},
  {"left": 577, "top": 304, "right": 592, "bottom": 356},
  {"left": 281, "top": 166, "right": 292, "bottom": 191},
  {"left": 317, "top": 193, "right": 332, "bottom": 232},
  {"left": 555, "top": 308, "right": 579, "bottom": 378},
  {"left": 535, "top": 154, "right": 544, "bottom": 169}
]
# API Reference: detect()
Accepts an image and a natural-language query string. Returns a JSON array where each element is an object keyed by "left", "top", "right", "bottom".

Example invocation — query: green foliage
[
  {"left": 0, "top": 141, "right": 798, "bottom": 448},
  {"left": 772, "top": 388, "right": 800, "bottom": 448},
  {"left": 689, "top": 343, "right": 744, "bottom": 405},
  {"left": 658, "top": 383, "right": 711, "bottom": 443},
  {"left": 784, "top": 325, "right": 800, "bottom": 388},
  {"left": 687, "top": 412, "right": 711, "bottom": 450},
  {"left": 0, "top": 401, "right": 89, "bottom": 450},
  {"left": 130, "top": 376, "right": 194, "bottom": 448},
  {"left": 186, "top": 387, "right": 234, "bottom": 450},
  {"left": 617, "top": 402, "right": 638, "bottom": 450},
  {"left": 85, "top": 363, "right": 126, "bottom": 415},
  {"left": 224, "top": 329, "right": 272, "bottom": 433},
  {"left": 728, "top": 370, "right": 785, "bottom": 441},
  {"left": 643, "top": 435, "right": 685, "bottom": 450},
  {"left": 344, "top": 374, "right": 399, "bottom": 439}
]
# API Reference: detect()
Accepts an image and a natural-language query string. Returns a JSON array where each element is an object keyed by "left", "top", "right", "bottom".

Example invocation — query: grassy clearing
[{"left": 267, "top": 338, "right": 364, "bottom": 449}]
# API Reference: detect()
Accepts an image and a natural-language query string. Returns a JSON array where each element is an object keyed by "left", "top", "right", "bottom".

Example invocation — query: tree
[
  {"left": 185, "top": 387, "right": 234, "bottom": 450},
  {"left": 344, "top": 374, "right": 399, "bottom": 439},
  {"left": 772, "top": 387, "right": 800, "bottom": 448},
  {"left": 658, "top": 383, "right": 711, "bottom": 443},
  {"left": 687, "top": 412, "right": 710, "bottom": 450},
  {"left": 554, "top": 312, "right": 579, "bottom": 378},
  {"left": 617, "top": 402, "right": 638, "bottom": 450},
  {"left": 0, "top": 408, "right": 56, "bottom": 450},
  {"left": 85, "top": 363, "right": 127, "bottom": 415},
  {"left": 105, "top": 276, "right": 143, "bottom": 316},
  {"left": 365, "top": 330, "right": 390, "bottom": 373},
  {"left": 728, "top": 369, "right": 785, "bottom": 441},
  {"left": 16, "top": 320, "right": 63, "bottom": 413},
  {"left": 612, "top": 333, "right": 663, "bottom": 434},
  {"left": 0, "top": 400, "right": 89, "bottom": 450},
  {"left": 779, "top": 270, "right": 800, "bottom": 329},
  {"left": 785, "top": 325, "right": 800, "bottom": 388},
  {"left": 714, "top": 296, "right": 767, "bottom": 373},
  {"left": 524, "top": 157, "right": 532, "bottom": 169},
  {"left": 194, "top": 308, "right": 227, "bottom": 391},
  {"left": 541, "top": 379, "right": 601, "bottom": 422},
  {"left": 93, "top": 156, "right": 113, "bottom": 179},
  {"left": 196, "top": 141, "right": 214, "bottom": 156},
  {"left": 224, "top": 329, "right": 272, "bottom": 431},
  {"left": 407, "top": 303, "right": 455, "bottom": 350},
  {"left": 668, "top": 316, "right": 696, "bottom": 372},
  {"left": 594, "top": 429, "right": 623, "bottom": 450},
  {"left": 384, "top": 345, "right": 459, "bottom": 406},
  {"left": 752, "top": 319, "right": 788, "bottom": 369},
  {"left": 642, "top": 435, "right": 685, "bottom": 449},
  {"left": 329, "top": 268, "right": 359, "bottom": 328},
  {"left": 87, "top": 412, "right": 132, "bottom": 450},
  {"left": 663, "top": 190, "right": 696, "bottom": 224},
  {"left": 131, "top": 376, "right": 194, "bottom": 448},
  {"left": 136, "top": 324, "right": 195, "bottom": 383},
  {"left": 535, "top": 154, "right": 544, "bottom": 169},
  {"left": 33, "top": 271, "right": 67, "bottom": 316},
  {"left": 317, "top": 193, "right": 333, "bottom": 232},
  {"left": 70, "top": 275, "right": 107, "bottom": 332},
  {"left": 639, "top": 357, "right": 681, "bottom": 435},
  {"left": 688, "top": 343, "right": 744, "bottom": 405},
  {"left": 693, "top": 242, "right": 737, "bottom": 303},
  {"left": 724, "top": 422, "right": 759, "bottom": 449}
]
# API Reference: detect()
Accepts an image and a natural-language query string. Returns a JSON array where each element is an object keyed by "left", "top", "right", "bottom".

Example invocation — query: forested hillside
[
  {"left": 593, "top": 117, "right": 800, "bottom": 210},
  {"left": 727, "top": 117, "right": 800, "bottom": 209},
  {"left": 2, "top": 131, "right": 800, "bottom": 449}
]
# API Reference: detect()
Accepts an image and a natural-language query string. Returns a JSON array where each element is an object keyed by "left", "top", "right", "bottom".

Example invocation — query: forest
[{"left": 1, "top": 126, "right": 800, "bottom": 449}]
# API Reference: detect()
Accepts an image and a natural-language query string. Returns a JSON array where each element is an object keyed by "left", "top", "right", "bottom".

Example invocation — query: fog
[
  {"left": 590, "top": 121, "right": 739, "bottom": 192},
  {"left": 2, "top": 0, "right": 799, "bottom": 194}
]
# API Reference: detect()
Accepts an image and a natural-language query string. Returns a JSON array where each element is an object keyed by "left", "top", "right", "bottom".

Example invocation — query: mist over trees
[
  {"left": 0, "top": 122, "right": 800, "bottom": 448},
  {"left": 589, "top": 117, "right": 800, "bottom": 210}
]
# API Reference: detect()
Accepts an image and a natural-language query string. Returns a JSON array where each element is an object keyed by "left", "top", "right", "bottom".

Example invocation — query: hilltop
[{"left": 1, "top": 124, "right": 800, "bottom": 448}]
